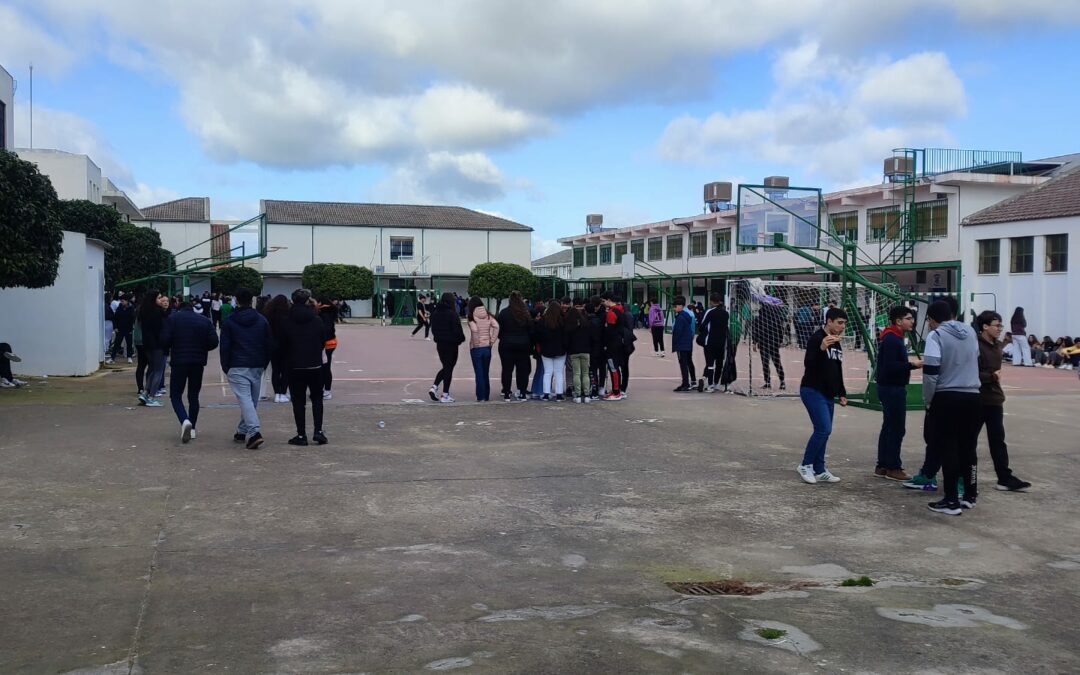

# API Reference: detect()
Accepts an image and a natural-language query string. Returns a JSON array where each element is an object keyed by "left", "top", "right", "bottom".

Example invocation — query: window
[
  {"left": 1046, "top": 234, "right": 1068, "bottom": 272},
  {"left": 647, "top": 237, "right": 663, "bottom": 261},
  {"left": 389, "top": 237, "right": 414, "bottom": 260},
  {"left": 630, "top": 239, "right": 645, "bottom": 261},
  {"left": 666, "top": 234, "right": 683, "bottom": 260},
  {"left": 573, "top": 247, "right": 584, "bottom": 268},
  {"left": 915, "top": 199, "right": 948, "bottom": 239},
  {"left": 614, "top": 242, "right": 628, "bottom": 264},
  {"left": 1010, "top": 236, "right": 1033, "bottom": 274},
  {"left": 599, "top": 244, "right": 612, "bottom": 265},
  {"left": 689, "top": 232, "right": 707, "bottom": 257},
  {"left": 830, "top": 211, "right": 858, "bottom": 242},
  {"left": 867, "top": 206, "right": 900, "bottom": 242},
  {"left": 713, "top": 229, "right": 731, "bottom": 255},
  {"left": 585, "top": 246, "right": 598, "bottom": 267},
  {"left": 977, "top": 239, "right": 1000, "bottom": 274}
]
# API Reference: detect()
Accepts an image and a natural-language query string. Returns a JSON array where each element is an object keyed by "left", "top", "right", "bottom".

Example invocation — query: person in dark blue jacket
[
  {"left": 874, "top": 305, "right": 923, "bottom": 480},
  {"left": 671, "top": 295, "right": 697, "bottom": 392},
  {"left": 160, "top": 300, "right": 219, "bottom": 443},
  {"left": 220, "top": 288, "right": 272, "bottom": 449}
]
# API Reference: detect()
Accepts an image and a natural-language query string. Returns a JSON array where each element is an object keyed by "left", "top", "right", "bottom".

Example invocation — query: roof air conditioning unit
[
  {"left": 704, "top": 182, "right": 734, "bottom": 212},
  {"left": 884, "top": 156, "right": 915, "bottom": 183},
  {"left": 586, "top": 213, "right": 604, "bottom": 233},
  {"left": 763, "top": 175, "right": 789, "bottom": 200}
]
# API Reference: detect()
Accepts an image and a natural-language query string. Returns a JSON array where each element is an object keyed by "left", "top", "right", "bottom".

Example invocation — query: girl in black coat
[
  {"left": 496, "top": 292, "right": 534, "bottom": 401},
  {"left": 429, "top": 292, "right": 465, "bottom": 403}
]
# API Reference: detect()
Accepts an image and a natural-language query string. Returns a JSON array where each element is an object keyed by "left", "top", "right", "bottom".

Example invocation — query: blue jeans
[
  {"left": 531, "top": 356, "right": 545, "bottom": 397},
  {"left": 170, "top": 364, "right": 205, "bottom": 426},
  {"left": 800, "top": 386, "right": 834, "bottom": 474},
  {"left": 876, "top": 384, "right": 907, "bottom": 470},
  {"left": 470, "top": 346, "right": 492, "bottom": 401},
  {"left": 227, "top": 367, "right": 264, "bottom": 438}
]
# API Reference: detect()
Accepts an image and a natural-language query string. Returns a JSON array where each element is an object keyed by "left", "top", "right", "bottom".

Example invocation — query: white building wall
[
  {"left": 0, "top": 64, "right": 13, "bottom": 151},
  {"left": 15, "top": 149, "right": 103, "bottom": 202},
  {"left": 0, "top": 231, "right": 105, "bottom": 376},
  {"left": 962, "top": 215, "right": 1079, "bottom": 338},
  {"left": 138, "top": 221, "right": 213, "bottom": 266}
]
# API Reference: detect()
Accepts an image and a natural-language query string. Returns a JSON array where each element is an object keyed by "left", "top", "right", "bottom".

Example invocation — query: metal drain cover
[{"left": 665, "top": 580, "right": 768, "bottom": 596}]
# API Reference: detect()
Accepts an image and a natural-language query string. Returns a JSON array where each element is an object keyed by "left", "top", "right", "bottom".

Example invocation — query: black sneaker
[
  {"left": 996, "top": 476, "right": 1031, "bottom": 492},
  {"left": 779, "top": 381, "right": 787, "bottom": 391},
  {"left": 288, "top": 435, "right": 309, "bottom": 446},
  {"left": 541, "top": 394, "right": 550, "bottom": 401},
  {"left": 245, "top": 432, "right": 264, "bottom": 450},
  {"left": 697, "top": 378, "right": 705, "bottom": 392},
  {"left": 503, "top": 392, "right": 512, "bottom": 402},
  {"left": 555, "top": 394, "right": 565, "bottom": 402},
  {"left": 312, "top": 430, "right": 328, "bottom": 445},
  {"left": 428, "top": 385, "right": 438, "bottom": 401},
  {"left": 516, "top": 392, "right": 528, "bottom": 402},
  {"left": 761, "top": 382, "right": 772, "bottom": 390},
  {"left": 233, "top": 432, "right": 246, "bottom": 443},
  {"left": 673, "top": 385, "right": 690, "bottom": 392},
  {"left": 927, "top": 499, "right": 962, "bottom": 516},
  {"left": 959, "top": 497, "right": 977, "bottom": 510}
]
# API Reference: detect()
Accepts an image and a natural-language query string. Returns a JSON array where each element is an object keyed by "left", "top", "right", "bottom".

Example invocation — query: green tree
[
  {"left": 468, "top": 262, "right": 537, "bottom": 311},
  {"left": 113, "top": 225, "right": 173, "bottom": 292},
  {"left": 213, "top": 265, "right": 264, "bottom": 295},
  {"left": 302, "top": 263, "right": 374, "bottom": 301},
  {"left": 0, "top": 150, "right": 64, "bottom": 288},
  {"left": 56, "top": 199, "right": 126, "bottom": 288}
]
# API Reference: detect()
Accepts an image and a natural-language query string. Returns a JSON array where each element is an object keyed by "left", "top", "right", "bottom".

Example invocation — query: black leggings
[
  {"left": 433, "top": 342, "right": 459, "bottom": 393},
  {"left": 270, "top": 356, "right": 289, "bottom": 395},
  {"left": 411, "top": 318, "right": 429, "bottom": 337},
  {"left": 322, "top": 348, "right": 335, "bottom": 391},
  {"left": 759, "top": 344, "right": 785, "bottom": 384},
  {"left": 135, "top": 346, "right": 147, "bottom": 392},
  {"left": 499, "top": 345, "right": 532, "bottom": 395},
  {"left": 0, "top": 342, "right": 12, "bottom": 381},
  {"left": 289, "top": 368, "right": 324, "bottom": 436},
  {"left": 651, "top": 326, "right": 664, "bottom": 352}
]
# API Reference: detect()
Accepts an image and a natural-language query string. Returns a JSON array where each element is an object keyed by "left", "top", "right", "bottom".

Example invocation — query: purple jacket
[{"left": 648, "top": 305, "right": 665, "bottom": 328}]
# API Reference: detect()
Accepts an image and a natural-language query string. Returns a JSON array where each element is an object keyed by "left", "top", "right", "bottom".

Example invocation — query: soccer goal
[{"left": 727, "top": 278, "right": 900, "bottom": 399}]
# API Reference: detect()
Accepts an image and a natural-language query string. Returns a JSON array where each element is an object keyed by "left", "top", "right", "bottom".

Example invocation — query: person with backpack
[
  {"left": 467, "top": 296, "right": 500, "bottom": 402},
  {"left": 496, "top": 292, "right": 534, "bottom": 401},
  {"left": 671, "top": 295, "right": 697, "bottom": 392},
  {"left": 648, "top": 298, "right": 666, "bottom": 357},
  {"left": 428, "top": 292, "right": 466, "bottom": 403},
  {"left": 697, "top": 292, "right": 729, "bottom": 392}
]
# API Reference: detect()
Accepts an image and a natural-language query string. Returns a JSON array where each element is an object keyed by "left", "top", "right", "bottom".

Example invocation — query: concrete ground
[{"left": 2, "top": 324, "right": 1079, "bottom": 674}]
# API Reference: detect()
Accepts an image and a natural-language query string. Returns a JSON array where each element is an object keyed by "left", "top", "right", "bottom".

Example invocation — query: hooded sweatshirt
[
  {"left": 875, "top": 325, "right": 914, "bottom": 387},
  {"left": 922, "top": 320, "right": 980, "bottom": 406},
  {"left": 220, "top": 306, "right": 272, "bottom": 372},
  {"left": 468, "top": 306, "right": 500, "bottom": 349},
  {"left": 647, "top": 304, "right": 665, "bottom": 328}
]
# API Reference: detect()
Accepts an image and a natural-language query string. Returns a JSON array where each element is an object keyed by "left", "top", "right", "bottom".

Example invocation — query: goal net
[{"left": 726, "top": 278, "right": 899, "bottom": 399}]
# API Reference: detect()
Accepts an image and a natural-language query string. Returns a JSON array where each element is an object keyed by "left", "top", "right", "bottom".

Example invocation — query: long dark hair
[
  {"left": 1010, "top": 307, "right": 1025, "bottom": 325},
  {"left": 263, "top": 294, "right": 291, "bottom": 329},
  {"left": 508, "top": 291, "right": 529, "bottom": 325},
  {"left": 564, "top": 305, "right": 584, "bottom": 331},
  {"left": 467, "top": 296, "right": 485, "bottom": 322},
  {"left": 137, "top": 290, "right": 161, "bottom": 322},
  {"left": 439, "top": 292, "right": 455, "bottom": 310},
  {"left": 542, "top": 301, "right": 564, "bottom": 329}
]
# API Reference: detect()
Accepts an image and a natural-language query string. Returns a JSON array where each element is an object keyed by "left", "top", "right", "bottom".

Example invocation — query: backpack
[{"left": 616, "top": 306, "right": 637, "bottom": 353}]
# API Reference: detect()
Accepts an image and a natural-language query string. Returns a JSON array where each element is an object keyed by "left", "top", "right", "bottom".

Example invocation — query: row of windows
[
  {"left": 829, "top": 199, "right": 949, "bottom": 243},
  {"left": 573, "top": 230, "right": 737, "bottom": 267},
  {"left": 978, "top": 234, "right": 1068, "bottom": 274}
]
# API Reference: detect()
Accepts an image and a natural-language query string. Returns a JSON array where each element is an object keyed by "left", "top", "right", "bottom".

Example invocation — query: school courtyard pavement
[{"left": 2, "top": 324, "right": 1079, "bottom": 673}]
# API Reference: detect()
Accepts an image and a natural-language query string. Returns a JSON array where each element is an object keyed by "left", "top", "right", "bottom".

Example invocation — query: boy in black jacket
[
  {"left": 160, "top": 302, "right": 219, "bottom": 443},
  {"left": 698, "top": 292, "right": 728, "bottom": 392},
  {"left": 281, "top": 289, "right": 331, "bottom": 445},
  {"left": 797, "top": 307, "right": 848, "bottom": 484}
]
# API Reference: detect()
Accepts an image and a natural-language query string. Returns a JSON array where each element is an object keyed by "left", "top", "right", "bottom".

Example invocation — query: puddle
[
  {"left": 738, "top": 620, "right": 821, "bottom": 654},
  {"left": 269, "top": 637, "right": 329, "bottom": 657},
  {"left": 876, "top": 604, "right": 1027, "bottom": 629},
  {"left": 425, "top": 657, "right": 473, "bottom": 670},
  {"left": 778, "top": 563, "right": 852, "bottom": 579},
  {"left": 633, "top": 617, "right": 694, "bottom": 631},
  {"left": 477, "top": 604, "right": 615, "bottom": 622}
]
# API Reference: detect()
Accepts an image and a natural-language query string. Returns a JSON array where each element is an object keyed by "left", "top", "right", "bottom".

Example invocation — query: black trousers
[
  {"left": 589, "top": 352, "right": 605, "bottom": 395},
  {"left": 322, "top": 348, "right": 335, "bottom": 391},
  {"left": 270, "top": 355, "right": 289, "bottom": 395},
  {"left": 434, "top": 342, "right": 459, "bottom": 393},
  {"left": 759, "top": 343, "right": 785, "bottom": 384},
  {"left": 411, "top": 318, "right": 429, "bottom": 337},
  {"left": 134, "top": 346, "right": 147, "bottom": 392},
  {"left": 929, "top": 391, "right": 981, "bottom": 502},
  {"left": 651, "top": 326, "right": 664, "bottom": 352},
  {"left": 677, "top": 350, "right": 696, "bottom": 387},
  {"left": 288, "top": 368, "right": 324, "bottom": 436},
  {"left": 499, "top": 345, "right": 532, "bottom": 395},
  {"left": 977, "top": 405, "right": 1014, "bottom": 483},
  {"left": 110, "top": 330, "right": 133, "bottom": 358},
  {"left": 0, "top": 342, "right": 13, "bottom": 381},
  {"left": 702, "top": 344, "right": 722, "bottom": 386},
  {"left": 918, "top": 404, "right": 942, "bottom": 478}
]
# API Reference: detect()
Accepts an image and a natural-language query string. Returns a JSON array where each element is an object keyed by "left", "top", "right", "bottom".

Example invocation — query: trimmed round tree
[
  {"left": 301, "top": 263, "right": 374, "bottom": 301},
  {"left": 468, "top": 262, "right": 537, "bottom": 311},
  {"left": 213, "top": 265, "right": 264, "bottom": 295},
  {"left": 0, "top": 150, "right": 64, "bottom": 288}
]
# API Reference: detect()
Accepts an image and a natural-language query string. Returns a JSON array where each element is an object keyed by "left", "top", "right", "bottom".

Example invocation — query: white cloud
[
  {"left": 0, "top": 5, "right": 77, "bottom": 76},
  {"left": 372, "top": 151, "right": 511, "bottom": 203},
  {"left": 126, "top": 183, "right": 179, "bottom": 209},
  {"left": 14, "top": 105, "right": 134, "bottom": 184},
  {"left": 531, "top": 235, "right": 565, "bottom": 260},
  {"left": 657, "top": 42, "right": 964, "bottom": 183}
]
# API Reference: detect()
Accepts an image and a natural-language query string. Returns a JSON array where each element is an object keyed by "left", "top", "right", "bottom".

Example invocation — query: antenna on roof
[{"left": 29, "top": 63, "right": 33, "bottom": 149}]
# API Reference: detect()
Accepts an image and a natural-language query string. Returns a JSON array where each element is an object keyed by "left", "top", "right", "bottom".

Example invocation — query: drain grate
[{"left": 665, "top": 580, "right": 768, "bottom": 596}]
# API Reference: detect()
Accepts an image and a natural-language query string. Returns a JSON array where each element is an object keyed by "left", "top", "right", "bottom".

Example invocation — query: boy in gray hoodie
[{"left": 923, "top": 300, "right": 982, "bottom": 516}]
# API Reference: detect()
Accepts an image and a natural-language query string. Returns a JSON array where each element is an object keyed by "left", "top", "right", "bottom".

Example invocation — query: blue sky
[{"left": 3, "top": 1, "right": 1080, "bottom": 257}]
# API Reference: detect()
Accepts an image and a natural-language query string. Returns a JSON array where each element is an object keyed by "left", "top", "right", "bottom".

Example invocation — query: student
[
  {"left": 137, "top": 291, "right": 169, "bottom": 407},
  {"left": 599, "top": 292, "right": 626, "bottom": 401},
  {"left": 210, "top": 293, "right": 223, "bottom": 328},
  {"left": 429, "top": 292, "right": 465, "bottom": 403},
  {"left": 0, "top": 343, "right": 26, "bottom": 388},
  {"left": 974, "top": 311, "right": 1032, "bottom": 492},
  {"left": 536, "top": 302, "right": 569, "bottom": 401},
  {"left": 797, "top": 307, "right": 848, "bottom": 484},
  {"left": 874, "top": 306, "right": 923, "bottom": 481},
  {"left": 160, "top": 300, "right": 219, "bottom": 443},
  {"left": 923, "top": 300, "right": 982, "bottom": 516},
  {"left": 318, "top": 299, "right": 338, "bottom": 400},
  {"left": 648, "top": 297, "right": 665, "bottom": 357},
  {"left": 497, "top": 292, "right": 534, "bottom": 401},
  {"left": 565, "top": 299, "right": 592, "bottom": 403},
  {"left": 1008, "top": 307, "right": 1033, "bottom": 366},
  {"left": 220, "top": 295, "right": 234, "bottom": 326},
  {"left": 104, "top": 294, "right": 115, "bottom": 358},
  {"left": 282, "top": 289, "right": 330, "bottom": 445},
  {"left": 467, "top": 296, "right": 500, "bottom": 402},
  {"left": 108, "top": 298, "right": 136, "bottom": 364},
  {"left": 220, "top": 288, "right": 272, "bottom": 450},
  {"left": 671, "top": 295, "right": 696, "bottom": 392},
  {"left": 698, "top": 292, "right": 729, "bottom": 392},
  {"left": 263, "top": 294, "right": 292, "bottom": 403},
  {"left": 588, "top": 297, "right": 606, "bottom": 399},
  {"left": 411, "top": 294, "right": 430, "bottom": 338},
  {"left": 752, "top": 302, "right": 786, "bottom": 390}
]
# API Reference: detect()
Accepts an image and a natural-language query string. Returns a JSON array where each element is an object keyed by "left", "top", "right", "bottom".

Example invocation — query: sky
[{"left": 3, "top": 1, "right": 1080, "bottom": 258}]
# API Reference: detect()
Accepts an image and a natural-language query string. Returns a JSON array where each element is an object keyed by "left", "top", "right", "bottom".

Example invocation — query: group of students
[
  {"left": 796, "top": 298, "right": 1032, "bottom": 516},
  {"left": 422, "top": 291, "right": 636, "bottom": 403},
  {"left": 124, "top": 287, "right": 339, "bottom": 448},
  {"left": 104, "top": 291, "right": 237, "bottom": 365}
]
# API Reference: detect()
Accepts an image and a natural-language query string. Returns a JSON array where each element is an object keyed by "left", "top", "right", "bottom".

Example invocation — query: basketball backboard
[{"left": 736, "top": 184, "right": 823, "bottom": 250}]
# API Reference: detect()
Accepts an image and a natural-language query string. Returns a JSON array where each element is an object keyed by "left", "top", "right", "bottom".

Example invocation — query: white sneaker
[
  {"left": 127, "top": 357, "right": 133, "bottom": 364},
  {"left": 660, "top": 352, "right": 666, "bottom": 358},
  {"left": 655, "top": 351, "right": 660, "bottom": 357},
  {"left": 283, "top": 393, "right": 290, "bottom": 402},
  {"left": 0, "top": 379, "right": 15, "bottom": 388},
  {"left": 12, "top": 378, "right": 27, "bottom": 386},
  {"left": 706, "top": 384, "right": 716, "bottom": 393},
  {"left": 190, "top": 428, "right": 197, "bottom": 440},
  {"left": 105, "top": 359, "right": 114, "bottom": 365},
  {"left": 797, "top": 464, "right": 818, "bottom": 484},
  {"left": 440, "top": 393, "right": 455, "bottom": 403},
  {"left": 181, "top": 419, "right": 193, "bottom": 443},
  {"left": 323, "top": 391, "right": 332, "bottom": 400},
  {"left": 815, "top": 470, "right": 841, "bottom": 483}
]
